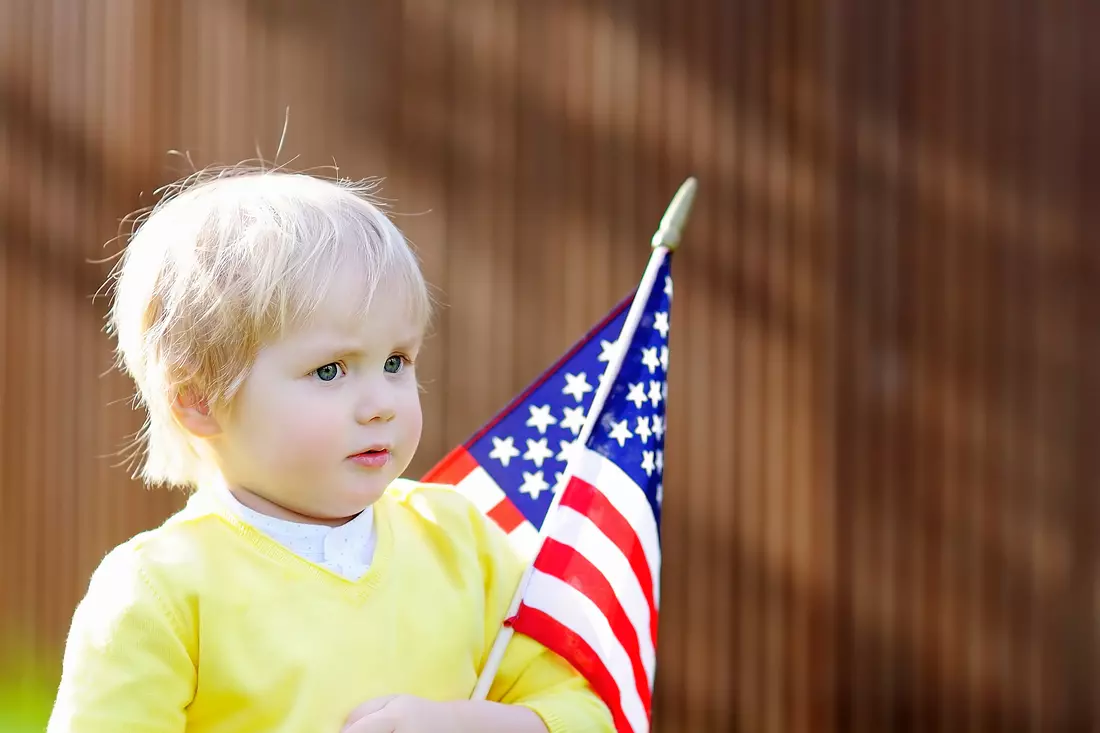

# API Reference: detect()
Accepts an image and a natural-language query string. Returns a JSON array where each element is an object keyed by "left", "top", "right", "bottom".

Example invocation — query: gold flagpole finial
[{"left": 651, "top": 176, "right": 698, "bottom": 250}]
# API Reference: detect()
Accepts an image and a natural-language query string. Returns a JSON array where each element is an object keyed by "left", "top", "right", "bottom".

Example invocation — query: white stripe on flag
[
  {"left": 454, "top": 466, "right": 508, "bottom": 515},
  {"left": 522, "top": 570, "right": 650, "bottom": 733},
  {"left": 507, "top": 520, "right": 540, "bottom": 560},
  {"left": 551, "top": 504, "right": 657, "bottom": 685},
  {"left": 568, "top": 448, "right": 662, "bottom": 603}
]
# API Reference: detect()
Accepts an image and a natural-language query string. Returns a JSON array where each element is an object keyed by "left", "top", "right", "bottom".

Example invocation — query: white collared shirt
[{"left": 214, "top": 483, "right": 377, "bottom": 581}]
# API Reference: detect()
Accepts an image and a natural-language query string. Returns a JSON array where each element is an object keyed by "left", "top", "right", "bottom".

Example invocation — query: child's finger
[
  {"left": 342, "top": 715, "right": 397, "bottom": 733},
  {"left": 343, "top": 694, "right": 401, "bottom": 727}
]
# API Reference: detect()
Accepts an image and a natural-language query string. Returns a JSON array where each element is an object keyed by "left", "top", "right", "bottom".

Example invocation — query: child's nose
[{"left": 353, "top": 385, "right": 397, "bottom": 424}]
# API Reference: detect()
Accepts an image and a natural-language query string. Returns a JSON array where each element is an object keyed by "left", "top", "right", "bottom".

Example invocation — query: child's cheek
[{"left": 274, "top": 399, "right": 344, "bottom": 460}]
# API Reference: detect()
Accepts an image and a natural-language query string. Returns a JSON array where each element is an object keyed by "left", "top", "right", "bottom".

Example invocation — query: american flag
[{"left": 423, "top": 252, "right": 672, "bottom": 733}]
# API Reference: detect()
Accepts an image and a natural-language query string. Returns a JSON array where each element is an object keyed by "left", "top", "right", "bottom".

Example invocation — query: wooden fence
[{"left": 1, "top": 1, "right": 1096, "bottom": 730}]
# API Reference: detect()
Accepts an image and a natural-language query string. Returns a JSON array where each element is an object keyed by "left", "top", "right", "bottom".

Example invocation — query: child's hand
[
  {"left": 341, "top": 694, "right": 549, "bottom": 733},
  {"left": 341, "top": 695, "right": 454, "bottom": 733}
]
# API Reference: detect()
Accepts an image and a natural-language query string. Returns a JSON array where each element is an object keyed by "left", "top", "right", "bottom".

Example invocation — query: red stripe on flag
[
  {"left": 486, "top": 498, "right": 526, "bottom": 534},
  {"left": 421, "top": 446, "right": 478, "bottom": 485},
  {"left": 534, "top": 538, "right": 652, "bottom": 715},
  {"left": 559, "top": 476, "right": 658, "bottom": 648},
  {"left": 510, "top": 605, "right": 634, "bottom": 733}
]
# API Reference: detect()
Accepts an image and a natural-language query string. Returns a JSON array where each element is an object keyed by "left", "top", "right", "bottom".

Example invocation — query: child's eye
[
  {"left": 313, "top": 362, "right": 345, "bottom": 382},
  {"left": 384, "top": 355, "right": 408, "bottom": 374}
]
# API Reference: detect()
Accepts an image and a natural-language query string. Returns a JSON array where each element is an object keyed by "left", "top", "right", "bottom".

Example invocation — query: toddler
[{"left": 46, "top": 168, "right": 613, "bottom": 733}]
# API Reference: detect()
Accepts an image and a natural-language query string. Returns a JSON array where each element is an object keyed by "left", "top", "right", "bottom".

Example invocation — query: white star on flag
[
  {"left": 598, "top": 339, "right": 619, "bottom": 363},
  {"left": 526, "top": 404, "right": 558, "bottom": 434},
  {"left": 648, "top": 380, "right": 663, "bottom": 408},
  {"left": 489, "top": 436, "right": 520, "bottom": 467},
  {"left": 626, "top": 382, "right": 647, "bottom": 409},
  {"left": 559, "top": 406, "right": 586, "bottom": 435},
  {"left": 660, "top": 345, "right": 669, "bottom": 371},
  {"left": 523, "top": 438, "right": 554, "bottom": 468},
  {"left": 641, "top": 450, "right": 656, "bottom": 476},
  {"left": 652, "top": 415, "right": 665, "bottom": 440},
  {"left": 653, "top": 312, "right": 669, "bottom": 339},
  {"left": 635, "top": 415, "right": 652, "bottom": 443},
  {"left": 556, "top": 439, "right": 575, "bottom": 462},
  {"left": 607, "top": 419, "right": 633, "bottom": 447},
  {"left": 519, "top": 470, "right": 550, "bottom": 500},
  {"left": 641, "top": 347, "right": 661, "bottom": 374},
  {"left": 562, "top": 372, "right": 593, "bottom": 402}
]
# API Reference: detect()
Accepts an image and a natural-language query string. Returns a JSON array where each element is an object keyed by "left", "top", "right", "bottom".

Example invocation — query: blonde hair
[{"left": 106, "top": 166, "right": 433, "bottom": 488}]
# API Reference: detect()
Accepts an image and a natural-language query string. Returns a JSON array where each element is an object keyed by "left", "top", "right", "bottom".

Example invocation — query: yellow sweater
[{"left": 47, "top": 480, "right": 612, "bottom": 733}]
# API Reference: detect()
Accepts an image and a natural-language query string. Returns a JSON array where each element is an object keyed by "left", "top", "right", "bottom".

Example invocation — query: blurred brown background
[{"left": 1, "top": 1, "right": 1097, "bottom": 731}]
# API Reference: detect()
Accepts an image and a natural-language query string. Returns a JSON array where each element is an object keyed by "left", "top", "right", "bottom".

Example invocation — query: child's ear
[{"left": 171, "top": 390, "right": 223, "bottom": 438}]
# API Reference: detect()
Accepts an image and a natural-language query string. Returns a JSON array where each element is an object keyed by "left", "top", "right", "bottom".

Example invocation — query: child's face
[{"left": 208, "top": 272, "right": 425, "bottom": 523}]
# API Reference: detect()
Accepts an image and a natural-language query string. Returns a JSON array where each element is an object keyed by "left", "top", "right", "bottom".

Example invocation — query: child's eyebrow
[
  {"left": 307, "top": 334, "right": 423, "bottom": 360},
  {"left": 393, "top": 334, "right": 424, "bottom": 351}
]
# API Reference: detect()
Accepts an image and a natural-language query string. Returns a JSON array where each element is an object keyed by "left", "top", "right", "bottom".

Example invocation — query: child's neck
[
  {"left": 201, "top": 468, "right": 365, "bottom": 527},
  {"left": 228, "top": 485, "right": 360, "bottom": 527}
]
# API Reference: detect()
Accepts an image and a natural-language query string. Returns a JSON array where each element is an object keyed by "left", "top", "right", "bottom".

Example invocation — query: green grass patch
[{"left": 0, "top": 638, "right": 59, "bottom": 733}]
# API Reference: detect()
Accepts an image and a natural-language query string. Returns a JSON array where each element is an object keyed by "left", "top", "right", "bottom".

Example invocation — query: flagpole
[{"left": 469, "top": 177, "right": 698, "bottom": 701}]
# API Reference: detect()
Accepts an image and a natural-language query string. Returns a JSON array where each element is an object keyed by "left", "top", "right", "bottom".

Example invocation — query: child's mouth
[{"left": 349, "top": 448, "right": 390, "bottom": 469}]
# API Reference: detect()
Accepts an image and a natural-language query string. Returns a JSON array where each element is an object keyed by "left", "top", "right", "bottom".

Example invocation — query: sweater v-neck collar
[{"left": 186, "top": 485, "right": 395, "bottom": 598}]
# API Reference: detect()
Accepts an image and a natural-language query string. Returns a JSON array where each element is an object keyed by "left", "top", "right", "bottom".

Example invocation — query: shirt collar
[{"left": 209, "top": 478, "right": 375, "bottom": 562}]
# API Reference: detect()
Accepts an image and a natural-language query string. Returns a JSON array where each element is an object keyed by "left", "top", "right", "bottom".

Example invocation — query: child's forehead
[{"left": 293, "top": 272, "right": 424, "bottom": 341}]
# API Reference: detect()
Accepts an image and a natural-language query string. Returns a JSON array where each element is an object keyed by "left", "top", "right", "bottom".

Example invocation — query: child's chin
[{"left": 339, "top": 480, "right": 389, "bottom": 507}]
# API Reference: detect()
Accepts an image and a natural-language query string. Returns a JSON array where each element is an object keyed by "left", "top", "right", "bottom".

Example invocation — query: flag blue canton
[{"left": 465, "top": 256, "right": 673, "bottom": 531}]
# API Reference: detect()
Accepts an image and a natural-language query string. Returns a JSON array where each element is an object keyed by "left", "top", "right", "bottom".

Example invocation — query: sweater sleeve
[
  {"left": 47, "top": 544, "right": 196, "bottom": 733},
  {"left": 489, "top": 633, "right": 616, "bottom": 733},
  {"left": 467, "top": 501, "right": 615, "bottom": 733}
]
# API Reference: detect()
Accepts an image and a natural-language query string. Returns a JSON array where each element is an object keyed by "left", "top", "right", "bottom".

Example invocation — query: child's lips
[{"left": 349, "top": 448, "right": 390, "bottom": 469}]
